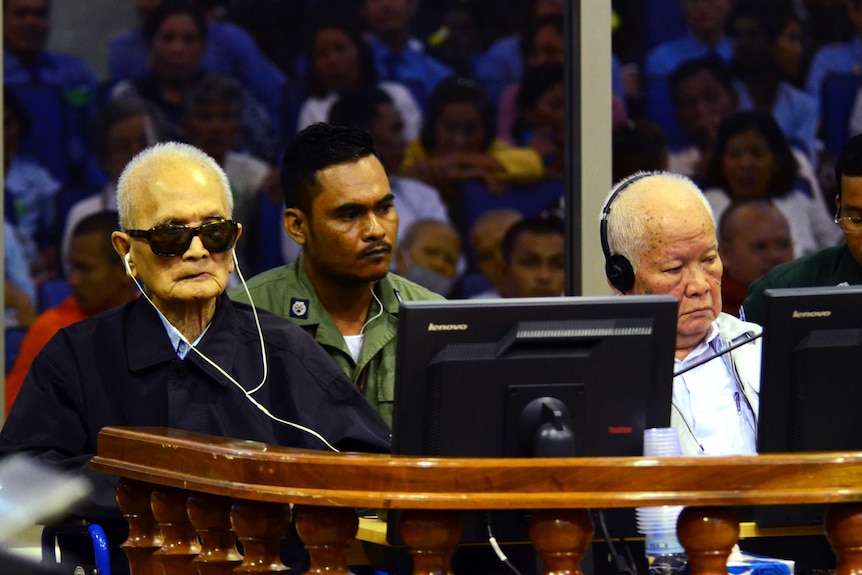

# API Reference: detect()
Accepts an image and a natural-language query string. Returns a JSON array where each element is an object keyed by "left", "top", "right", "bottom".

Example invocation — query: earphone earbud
[
  {"left": 120, "top": 238, "right": 337, "bottom": 451},
  {"left": 123, "top": 252, "right": 133, "bottom": 277},
  {"left": 230, "top": 248, "right": 238, "bottom": 273}
]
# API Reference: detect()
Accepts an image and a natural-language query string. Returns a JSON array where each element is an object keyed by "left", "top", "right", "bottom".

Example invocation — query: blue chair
[
  {"left": 41, "top": 520, "right": 111, "bottom": 575},
  {"left": 257, "top": 194, "right": 285, "bottom": 274},
  {"left": 241, "top": 194, "right": 285, "bottom": 277},
  {"left": 820, "top": 73, "right": 862, "bottom": 155},
  {"left": 9, "top": 84, "right": 70, "bottom": 184},
  {"left": 282, "top": 72, "right": 308, "bottom": 139},
  {"left": 458, "top": 179, "right": 564, "bottom": 243},
  {"left": 641, "top": 0, "right": 688, "bottom": 52},
  {"left": 56, "top": 186, "right": 100, "bottom": 241},
  {"left": 39, "top": 279, "right": 71, "bottom": 312},
  {"left": 5, "top": 327, "right": 28, "bottom": 375},
  {"left": 9, "top": 82, "right": 99, "bottom": 188},
  {"left": 643, "top": 74, "right": 688, "bottom": 151},
  {"left": 455, "top": 272, "right": 495, "bottom": 299}
]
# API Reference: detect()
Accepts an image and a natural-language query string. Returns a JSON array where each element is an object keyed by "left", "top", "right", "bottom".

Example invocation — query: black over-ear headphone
[{"left": 600, "top": 173, "right": 651, "bottom": 294}]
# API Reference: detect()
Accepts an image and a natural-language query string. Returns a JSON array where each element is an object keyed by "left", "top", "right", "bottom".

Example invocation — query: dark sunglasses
[{"left": 127, "top": 220, "right": 238, "bottom": 257}]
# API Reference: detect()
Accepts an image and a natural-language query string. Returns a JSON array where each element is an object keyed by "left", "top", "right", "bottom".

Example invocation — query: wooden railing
[{"left": 90, "top": 426, "right": 862, "bottom": 575}]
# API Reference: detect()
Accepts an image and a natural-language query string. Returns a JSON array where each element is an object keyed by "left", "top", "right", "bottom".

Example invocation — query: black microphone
[{"left": 673, "top": 331, "right": 762, "bottom": 377}]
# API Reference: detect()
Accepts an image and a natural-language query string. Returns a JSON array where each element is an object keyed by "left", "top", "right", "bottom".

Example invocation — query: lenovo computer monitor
[
  {"left": 389, "top": 295, "right": 679, "bottom": 543},
  {"left": 756, "top": 285, "right": 862, "bottom": 527}
]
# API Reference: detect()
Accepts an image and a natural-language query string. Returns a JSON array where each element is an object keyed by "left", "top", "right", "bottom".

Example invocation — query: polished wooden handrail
[{"left": 90, "top": 426, "right": 862, "bottom": 575}]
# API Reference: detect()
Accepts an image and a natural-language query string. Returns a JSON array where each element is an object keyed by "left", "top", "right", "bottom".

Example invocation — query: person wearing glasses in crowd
[
  {"left": 0, "top": 142, "right": 390, "bottom": 573},
  {"left": 742, "top": 134, "right": 862, "bottom": 324}
]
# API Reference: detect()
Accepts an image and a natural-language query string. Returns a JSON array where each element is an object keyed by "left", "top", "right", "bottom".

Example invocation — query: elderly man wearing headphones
[{"left": 600, "top": 171, "right": 762, "bottom": 456}]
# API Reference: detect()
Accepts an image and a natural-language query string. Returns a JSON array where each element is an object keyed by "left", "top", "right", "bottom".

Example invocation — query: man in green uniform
[
  {"left": 230, "top": 123, "right": 443, "bottom": 425},
  {"left": 742, "top": 133, "right": 862, "bottom": 324}
]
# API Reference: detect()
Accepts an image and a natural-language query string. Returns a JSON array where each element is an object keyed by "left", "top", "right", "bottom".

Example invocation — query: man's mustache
[{"left": 358, "top": 241, "right": 393, "bottom": 258}]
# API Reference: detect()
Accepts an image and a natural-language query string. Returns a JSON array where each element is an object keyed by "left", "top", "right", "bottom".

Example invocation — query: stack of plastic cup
[
  {"left": 642, "top": 427, "right": 683, "bottom": 458},
  {"left": 636, "top": 507, "right": 685, "bottom": 554},
  {"left": 637, "top": 428, "right": 686, "bottom": 574}
]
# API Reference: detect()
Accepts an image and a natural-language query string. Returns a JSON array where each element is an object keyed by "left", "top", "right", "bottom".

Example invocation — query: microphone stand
[{"left": 673, "top": 331, "right": 763, "bottom": 377}]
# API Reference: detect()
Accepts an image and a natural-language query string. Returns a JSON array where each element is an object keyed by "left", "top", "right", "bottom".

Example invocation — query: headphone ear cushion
[{"left": 605, "top": 254, "right": 635, "bottom": 293}]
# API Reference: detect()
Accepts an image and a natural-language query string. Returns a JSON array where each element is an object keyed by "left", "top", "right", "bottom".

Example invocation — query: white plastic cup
[
  {"left": 637, "top": 505, "right": 685, "bottom": 550},
  {"left": 636, "top": 505, "right": 685, "bottom": 526},
  {"left": 638, "top": 428, "right": 685, "bottom": 551},
  {"left": 643, "top": 427, "right": 682, "bottom": 457}
]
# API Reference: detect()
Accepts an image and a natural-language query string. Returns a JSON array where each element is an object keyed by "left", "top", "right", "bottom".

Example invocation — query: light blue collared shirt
[
  {"left": 673, "top": 324, "right": 757, "bottom": 455},
  {"left": 644, "top": 32, "right": 734, "bottom": 77},
  {"left": 156, "top": 309, "right": 210, "bottom": 359}
]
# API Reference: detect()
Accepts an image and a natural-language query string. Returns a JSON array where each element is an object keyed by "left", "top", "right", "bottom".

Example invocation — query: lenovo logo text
[
  {"left": 427, "top": 323, "right": 469, "bottom": 331},
  {"left": 791, "top": 310, "right": 832, "bottom": 318}
]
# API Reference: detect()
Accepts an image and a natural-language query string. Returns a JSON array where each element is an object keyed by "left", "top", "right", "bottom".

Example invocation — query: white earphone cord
[
  {"left": 360, "top": 286, "right": 384, "bottom": 335},
  {"left": 126, "top": 249, "right": 340, "bottom": 453}
]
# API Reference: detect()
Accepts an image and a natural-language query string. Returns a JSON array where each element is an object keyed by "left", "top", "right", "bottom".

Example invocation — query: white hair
[
  {"left": 601, "top": 171, "right": 714, "bottom": 274},
  {"left": 116, "top": 141, "right": 233, "bottom": 230}
]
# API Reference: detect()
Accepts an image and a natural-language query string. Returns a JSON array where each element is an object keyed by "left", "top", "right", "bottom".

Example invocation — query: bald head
[
  {"left": 110, "top": 141, "right": 241, "bottom": 341},
  {"left": 396, "top": 219, "right": 462, "bottom": 281},
  {"left": 470, "top": 209, "right": 523, "bottom": 289},
  {"left": 471, "top": 209, "right": 523, "bottom": 245},
  {"left": 401, "top": 219, "right": 459, "bottom": 252},
  {"left": 603, "top": 171, "right": 722, "bottom": 358},
  {"left": 719, "top": 200, "right": 792, "bottom": 287},
  {"left": 604, "top": 172, "right": 715, "bottom": 274}
]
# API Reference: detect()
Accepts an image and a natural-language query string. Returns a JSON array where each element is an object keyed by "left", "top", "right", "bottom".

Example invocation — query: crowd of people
[
  {"left": 3, "top": 0, "right": 571, "bottom": 330},
  {"left": 5, "top": 0, "right": 862, "bottom": 572},
  {"left": 7, "top": 0, "right": 855, "bottom": 315},
  {"left": 613, "top": 0, "right": 862, "bottom": 318}
]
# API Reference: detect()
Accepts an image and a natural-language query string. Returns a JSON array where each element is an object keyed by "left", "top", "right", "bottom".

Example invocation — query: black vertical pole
[{"left": 564, "top": 0, "right": 582, "bottom": 296}]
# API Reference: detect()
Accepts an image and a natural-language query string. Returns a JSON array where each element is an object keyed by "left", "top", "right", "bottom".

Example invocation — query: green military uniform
[
  {"left": 229, "top": 254, "right": 444, "bottom": 425},
  {"left": 742, "top": 244, "right": 862, "bottom": 325}
]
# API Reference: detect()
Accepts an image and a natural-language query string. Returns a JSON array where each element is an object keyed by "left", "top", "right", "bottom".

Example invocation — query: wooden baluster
[
  {"left": 116, "top": 478, "right": 162, "bottom": 575},
  {"left": 676, "top": 506, "right": 739, "bottom": 575},
  {"left": 187, "top": 493, "right": 243, "bottom": 575},
  {"left": 151, "top": 486, "right": 202, "bottom": 575},
  {"left": 230, "top": 499, "right": 292, "bottom": 573},
  {"left": 528, "top": 509, "right": 593, "bottom": 575},
  {"left": 398, "top": 509, "right": 463, "bottom": 575},
  {"left": 825, "top": 502, "right": 862, "bottom": 575},
  {"left": 294, "top": 504, "right": 359, "bottom": 575}
]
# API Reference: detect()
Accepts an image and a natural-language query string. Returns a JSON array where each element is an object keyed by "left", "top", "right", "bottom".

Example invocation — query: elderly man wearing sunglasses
[{"left": 0, "top": 142, "right": 391, "bottom": 569}]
